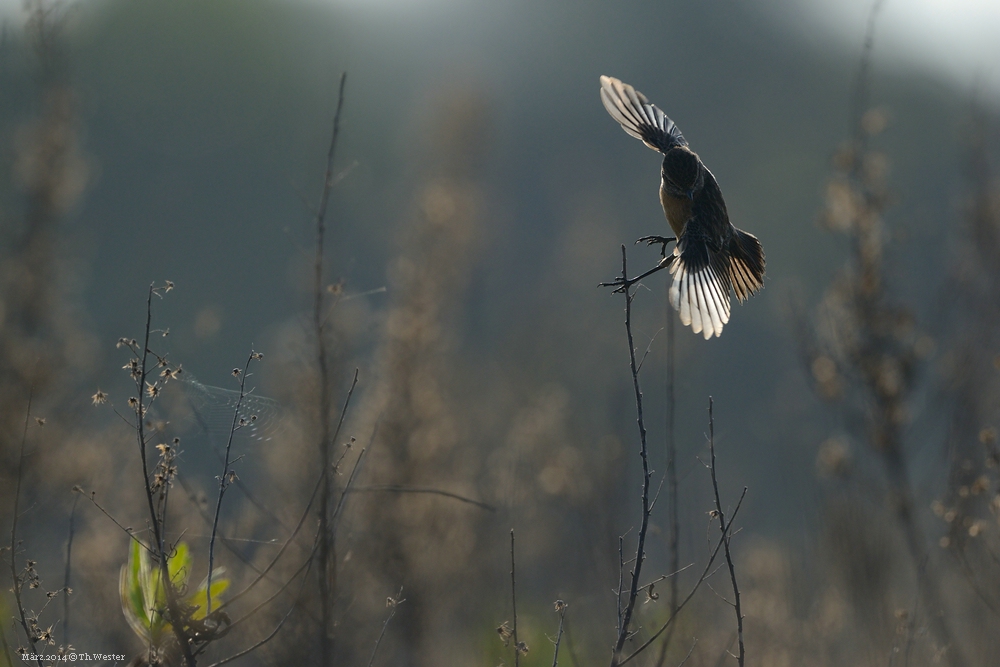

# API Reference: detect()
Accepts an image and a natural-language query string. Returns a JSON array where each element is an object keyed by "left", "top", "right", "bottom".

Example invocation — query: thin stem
[
  {"left": 616, "top": 534, "right": 625, "bottom": 639},
  {"left": 551, "top": 603, "right": 567, "bottom": 667},
  {"left": 313, "top": 71, "right": 348, "bottom": 329},
  {"left": 345, "top": 485, "right": 496, "bottom": 512},
  {"left": 222, "top": 522, "right": 325, "bottom": 634},
  {"left": 707, "top": 398, "right": 745, "bottom": 667},
  {"left": 677, "top": 638, "right": 697, "bottom": 667},
  {"left": 331, "top": 445, "right": 369, "bottom": 531},
  {"left": 329, "top": 373, "right": 365, "bottom": 534},
  {"left": 611, "top": 245, "right": 654, "bottom": 667},
  {"left": 134, "top": 284, "right": 195, "bottom": 666},
  {"left": 8, "top": 390, "right": 43, "bottom": 665},
  {"left": 315, "top": 72, "right": 348, "bottom": 667},
  {"left": 619, "top": 488, "right": 747, "bottom": 666},
  {"left": 849, "top": 0, "right": 887, "bottom": 149},
  {"left": 204, "top": 522, "right": 324, "bottom": 667},
  {"left": 214, "top": 468, "right": 324, "bottom": 613},
  {"left": 207, "top": 352, "right": 257, "bottom": 615},
  {"left": 511, "top": 529, "right": 520, "bottom": 667},
  {"left": 62, "top": 493, "right": 79, "bottom": 646},
  {"left": 655, "top": 288, "right": 680, "bottom": 667},
  {"left": 367, "top": 588, "right": 404, "bottom": 667},
  {"left": 1, "top": 621, "right": 15, "bottom": 667},
  {"left": 74, "top": 488, "right": 154, "bottom": 555}
]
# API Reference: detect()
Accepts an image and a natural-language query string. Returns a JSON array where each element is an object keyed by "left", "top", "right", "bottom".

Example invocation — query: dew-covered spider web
[
  {"left": 182, "top": 374, "right": 285, "bottom": 445},
  {"left": 152, "top": 373, "right": 287, "bottom": 449}
]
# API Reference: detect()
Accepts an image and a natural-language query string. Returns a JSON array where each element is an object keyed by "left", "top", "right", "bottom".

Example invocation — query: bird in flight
[{"left": 598, "top": 75, "right": 765, "bottom": 339}]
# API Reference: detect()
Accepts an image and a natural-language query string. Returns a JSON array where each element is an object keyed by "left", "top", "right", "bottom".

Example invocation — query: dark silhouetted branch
[
  {"left": 707, "top": 398, "right": 745, "bottom": 667},
  {"left": 610, "top": 245, "right": 654, "bottom": 667}
]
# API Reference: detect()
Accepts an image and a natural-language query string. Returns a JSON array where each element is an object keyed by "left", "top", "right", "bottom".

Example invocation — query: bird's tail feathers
[
  {"left": 728, "top": 228, "right": 765, "bottom": 303},
  {"left": 668, "top": 241, "right": 732, "bottom": 340}
]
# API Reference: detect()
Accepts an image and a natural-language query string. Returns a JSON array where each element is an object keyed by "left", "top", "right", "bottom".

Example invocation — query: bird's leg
[
  {"left": 599, "top": 255, "right": 674, "bottom": 294},
  {"left": 635, "top": 235, "right": 676, "bottom": 258}
]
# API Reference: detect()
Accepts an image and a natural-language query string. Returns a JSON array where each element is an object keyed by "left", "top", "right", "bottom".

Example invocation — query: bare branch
[
  {"left": 511, "top": 529, "right": 521, "bottom": 667},
  {"left": 610, "top": 245, "right": 655, "bottom": 667},
  {"left": 346, "top": 485, "right": 496, "bottom": 512},
  {"left": 619, "top": 488, "right": 747, "bottom": 666},
  {"left": 8, "top": 390, "right": 43, "bottom": 665},
  {"left": 707, "top": 397, "right": 745, "bottom": 667},
  {"left": 367, "top": 588, "right": 405, "bottom": 667}
]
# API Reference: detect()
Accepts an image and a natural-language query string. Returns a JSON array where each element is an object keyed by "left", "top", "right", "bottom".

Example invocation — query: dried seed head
[
  {"left": 91, "top": 389, "right": 108, "bottom": 405},
  {"left": 496, "top": 621, "right": 513, "bottom": 645}
]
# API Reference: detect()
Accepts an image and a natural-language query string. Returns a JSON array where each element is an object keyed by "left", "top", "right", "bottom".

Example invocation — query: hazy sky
[
  {"left": 321, "top": 0, "right": 1000, "bottom": 102},
  {"left": 1, "top": 0, "right": 996, "bottom": 100},
  {"left": 782, "top": 0, "right": 1000, "bottom": 100}
]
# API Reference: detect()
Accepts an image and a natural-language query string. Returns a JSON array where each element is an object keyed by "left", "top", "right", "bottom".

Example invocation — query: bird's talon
[
  {"left": 635, "top": 235, "right": 676, "bottom": 258},
  {"left": 598, "top": 278, "right": 639, "bottom": 294},
  {"left": 598, "top": 277, "right": 633, "bottom": 293}
]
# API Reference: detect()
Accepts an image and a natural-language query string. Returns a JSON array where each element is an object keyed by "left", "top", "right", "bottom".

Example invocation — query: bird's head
[{"left": 660, "top": 147, "right": 703, "bottom": 198}]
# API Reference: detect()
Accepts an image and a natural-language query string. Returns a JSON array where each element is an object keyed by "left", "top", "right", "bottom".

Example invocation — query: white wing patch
[{"left": 668, "top": 247, "right": 732, "bottom": 339}]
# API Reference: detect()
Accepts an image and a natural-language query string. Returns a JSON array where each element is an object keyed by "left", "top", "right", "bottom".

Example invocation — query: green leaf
[
  {"left": 119, "top": 538, "right": 152, "bottom": 642},
  {"left": 186, "top": 570, "right": 230, "bottom": 620},
  {"left": 167, "top": 541, "right": 192, "bottom": 587}
]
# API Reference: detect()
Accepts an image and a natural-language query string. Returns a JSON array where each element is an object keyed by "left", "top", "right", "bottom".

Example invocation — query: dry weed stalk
[
  {"left": 354, "top": 89, "right": 490, "bottom": 663},
  {"left": 802, "top": 2, "right": 968, "bottom": 663},
  {"left": 311, "top": 71, "right": 349, "bottom": 667},
  {"left": 934, "top": 102, "right": 1000, "bottom": 643}
]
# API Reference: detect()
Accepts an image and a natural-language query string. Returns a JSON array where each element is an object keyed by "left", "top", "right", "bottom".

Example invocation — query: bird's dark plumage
[{"left": 600, "top": 75, "right": 765, "bottom": 338}]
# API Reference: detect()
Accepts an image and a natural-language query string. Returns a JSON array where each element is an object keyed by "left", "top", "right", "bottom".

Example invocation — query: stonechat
[{"left": 599, "top": 75, "right": 765, "bottom": 339}]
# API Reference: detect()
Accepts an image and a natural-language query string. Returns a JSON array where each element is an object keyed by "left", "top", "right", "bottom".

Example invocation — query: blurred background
[{"left": 1, "top": 0, "right": 998, "bottom": 665}]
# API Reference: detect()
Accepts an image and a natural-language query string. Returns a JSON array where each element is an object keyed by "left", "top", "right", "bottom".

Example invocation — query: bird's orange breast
[{"left": 659, "top": 186, "right": 691, "bottom": 238}]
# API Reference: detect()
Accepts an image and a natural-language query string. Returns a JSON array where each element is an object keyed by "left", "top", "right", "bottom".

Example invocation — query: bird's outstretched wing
[{"left": 600, "top": 75, "right": 687, "bottom": 153}]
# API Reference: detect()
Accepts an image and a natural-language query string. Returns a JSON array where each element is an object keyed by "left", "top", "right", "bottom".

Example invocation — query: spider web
[{"left": 176, "top": 374, "right": 286, "bottom": 447}]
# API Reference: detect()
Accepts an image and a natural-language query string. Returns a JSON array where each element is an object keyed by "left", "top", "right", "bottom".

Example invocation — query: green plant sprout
[{"left": 119, "top": 540, "right": 230, "bottom": 651}]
